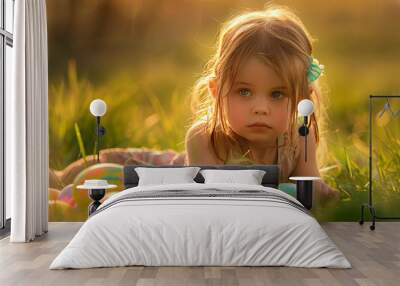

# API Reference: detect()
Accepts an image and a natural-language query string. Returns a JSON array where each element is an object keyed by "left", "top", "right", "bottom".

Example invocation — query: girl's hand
[{"left": 314, "top": 180, "right": 340, "bottom": 206}]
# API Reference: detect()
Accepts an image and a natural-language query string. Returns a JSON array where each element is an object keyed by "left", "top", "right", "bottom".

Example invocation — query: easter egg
[
  {"left": 58, "top": 184, "right": 77, "bottom": 208},
  {"left": 48, "top": 200, "right": 71, "bottom": 222},
  {"left": 278, "top": 183, "right": 297, "bottom": 198},
  {"left": 48, "top": 188, "right": 60, "bottom": 202}
]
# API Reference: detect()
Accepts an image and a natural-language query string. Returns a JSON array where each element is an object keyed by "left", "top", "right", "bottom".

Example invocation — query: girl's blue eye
[
  {"left": 239, "top": 89, "right": 252, "bottom": 97},
  {"left": 271, "top": 91, "right": 285, "bottom": 99}
]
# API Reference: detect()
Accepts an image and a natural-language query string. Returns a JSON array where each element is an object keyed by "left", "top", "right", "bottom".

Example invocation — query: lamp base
[
  {"left": 289, "top": 176, "right": 320, "bottom": 210},
  {"left": 88, "top": 189, "right": 106, "bottom": 216},
  {"left": 296, "top": 180, "right": 313, "bottom": 210}
]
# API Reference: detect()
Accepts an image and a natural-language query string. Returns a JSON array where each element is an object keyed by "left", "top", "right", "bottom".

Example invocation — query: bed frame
[{"left": 123, "top": 165, "right": 280, "bottom": 189}]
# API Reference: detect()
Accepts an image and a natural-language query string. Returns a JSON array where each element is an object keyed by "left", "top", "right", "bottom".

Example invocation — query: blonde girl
[{"left": 185, "top": 5, "right": 338, "bottom": 201}]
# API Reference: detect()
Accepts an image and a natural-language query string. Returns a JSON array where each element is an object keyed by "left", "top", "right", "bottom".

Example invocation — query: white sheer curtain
[{"left": 6, "top": 0, "right": 48, "bottom": 242}]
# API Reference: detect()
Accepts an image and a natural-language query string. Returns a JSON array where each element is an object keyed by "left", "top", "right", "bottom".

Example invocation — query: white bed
[{"left": 49, "top": 182, "right": 351, "bottom": 269}]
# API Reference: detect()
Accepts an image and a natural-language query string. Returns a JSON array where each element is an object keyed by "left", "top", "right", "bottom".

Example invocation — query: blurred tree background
[{"left": 47, "top": 0, "right": 400, "bottom": 220}]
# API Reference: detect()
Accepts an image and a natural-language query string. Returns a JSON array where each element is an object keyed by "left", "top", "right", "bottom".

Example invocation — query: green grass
[
  {"left": 49, "top": 61, "right": 193, "bottom": 170},
  {"left": 314, "top": 118, "right": 400, "bottom": 221}
]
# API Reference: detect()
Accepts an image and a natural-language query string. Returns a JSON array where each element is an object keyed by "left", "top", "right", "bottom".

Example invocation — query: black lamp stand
[
  {"left": 359, "top": 95, "right": 400, "bottom": 230},
  {"left": 88, "top": 188, "right": 106, "bottom": 216}
]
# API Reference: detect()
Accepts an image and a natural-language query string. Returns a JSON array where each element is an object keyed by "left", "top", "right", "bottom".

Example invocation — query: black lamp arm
[
  {"left": 95, "top": 116, "right": 106, "bottom": 163},
  {"left": 298, "top": 116, "right": 310, "bottom": 162}
]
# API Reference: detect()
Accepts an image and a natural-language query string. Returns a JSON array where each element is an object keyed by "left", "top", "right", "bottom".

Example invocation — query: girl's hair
[{"left": 190, "top": 5, "right": 329, "bottom": 164}]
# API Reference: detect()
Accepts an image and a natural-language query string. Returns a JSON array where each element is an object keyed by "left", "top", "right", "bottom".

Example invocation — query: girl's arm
[
  {"left": 290, "top": 126, "right": 340, "bottom": 204},
  {"left": 185, "top": 122, "right": 222, "bottom": 165}
]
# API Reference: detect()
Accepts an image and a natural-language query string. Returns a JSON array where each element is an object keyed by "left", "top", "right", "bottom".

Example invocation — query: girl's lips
[{"left": 247, "top": 123, "right": 272, "bottom": 128}]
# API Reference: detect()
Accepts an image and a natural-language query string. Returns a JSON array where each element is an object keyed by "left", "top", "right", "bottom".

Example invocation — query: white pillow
[
  {"left": 200, "top": 169, "right": 266, "bottom": 185},
  {"left": 135, "top": 167, "right": 201, "bottom": 186}
]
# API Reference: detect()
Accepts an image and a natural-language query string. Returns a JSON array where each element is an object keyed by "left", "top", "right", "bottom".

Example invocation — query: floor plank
[{"left": 0, "top": 222, "right": 399, "bottom": 286}]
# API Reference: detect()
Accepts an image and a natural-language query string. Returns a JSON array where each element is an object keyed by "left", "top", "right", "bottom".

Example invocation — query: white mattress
[{"left": 50, "top": 183, "right": 351, "bottom": 269}]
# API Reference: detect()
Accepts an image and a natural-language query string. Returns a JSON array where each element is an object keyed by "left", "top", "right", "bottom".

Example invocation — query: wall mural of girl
[
  {"left": 185, "top": 6, "right": 338, "bottom": 203},
  {"left": 47, "top": 1, "right": 400, "bottom": 222}
]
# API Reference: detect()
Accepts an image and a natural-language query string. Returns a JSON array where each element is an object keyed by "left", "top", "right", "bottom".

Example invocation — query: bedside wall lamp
[
  {"left": 297, "top": 99, "right": 314, "bottom": 162},
  {"left": 89, "top": 99, "right": 107, "bottom": 163}
]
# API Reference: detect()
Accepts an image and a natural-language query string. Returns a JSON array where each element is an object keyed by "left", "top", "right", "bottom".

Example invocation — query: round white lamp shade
[
  {"left": 297, "top": 99, "right": 314, "bottom": 116},
  {"left": 90, "top": 99, "right": 107, "bottom": 117}
]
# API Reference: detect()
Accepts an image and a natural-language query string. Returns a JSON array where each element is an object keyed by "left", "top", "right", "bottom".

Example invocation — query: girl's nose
[
  {"left": 254, "top": 109, "right": 268, "bottom": 115},
  {"left": 253, "top": 96, "right": 270, "bottom": 115}
]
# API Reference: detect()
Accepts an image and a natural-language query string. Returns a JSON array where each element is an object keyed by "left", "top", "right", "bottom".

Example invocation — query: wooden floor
[{"left": 0, "top": 222, "right": 399, "bottom": 286}]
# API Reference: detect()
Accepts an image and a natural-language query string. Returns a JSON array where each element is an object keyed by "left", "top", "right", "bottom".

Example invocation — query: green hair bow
[{"left": 307, "top": 57, "right": 324, "bottom": 83}]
